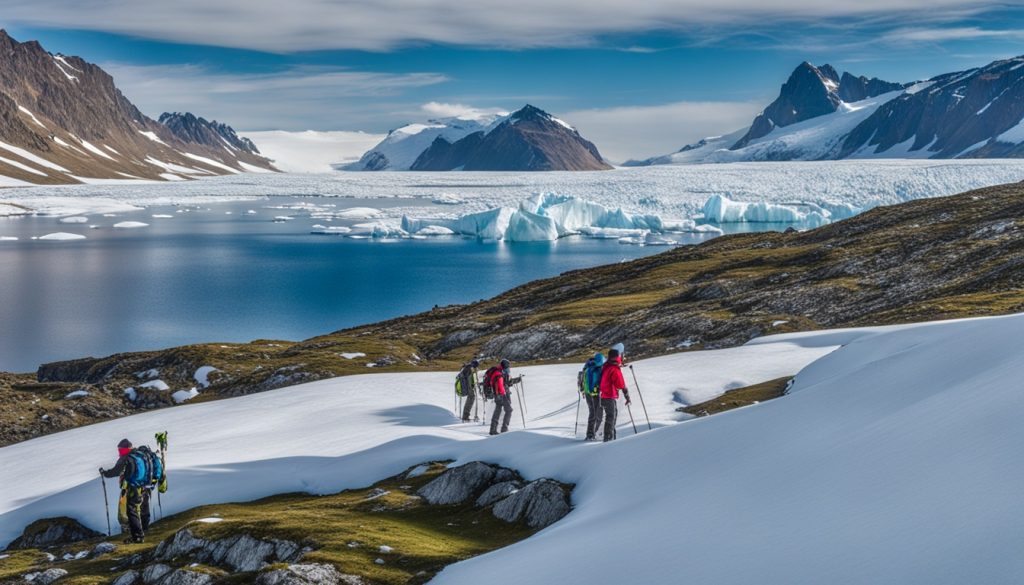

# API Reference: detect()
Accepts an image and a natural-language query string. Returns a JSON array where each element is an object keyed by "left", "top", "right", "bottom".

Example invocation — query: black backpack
[
  {"left": 454, "top": 365, "right": 474, "bottom": 397},
  {"left": 482, "top": 366, "right": 500, "bottom": 399}
]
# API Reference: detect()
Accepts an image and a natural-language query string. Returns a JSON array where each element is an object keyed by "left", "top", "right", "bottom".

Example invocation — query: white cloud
[
  {"left": 562, "top": 100, "right": 762, "bottom": 163},
  {"left": 1, "top": 0, "right": 1000, "bottom": 52},
  {"left": 420, "top": 102, "right": 508, "bottom": 120},
  {"left": 102, "top": 63, "right": 449, "bottom": 130},
  {"left": 882, "top": 26, "right": 1023, "bottom": 43}
]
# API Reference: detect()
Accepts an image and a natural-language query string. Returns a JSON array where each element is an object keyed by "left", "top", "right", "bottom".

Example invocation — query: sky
[{"left": 3, "top": 1, "right": 1024, "bottom": 161}]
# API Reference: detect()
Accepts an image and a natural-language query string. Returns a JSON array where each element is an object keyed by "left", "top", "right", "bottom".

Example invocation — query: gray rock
[
  {"left": 142, "top": 564, "right": 173, "bottom": 584},
  {"left": 158, "top": 570, "right": 214, "bottom": 585},
  {"left": 91, "top": 541, "right": 117, "bottom": 557},
  {"left": 493, "top": 467, "right": 518, "bottom": 484},
  {"left": 111, "top": 570, "right": 140, "bottom": 585},
  {"left": 8, "top": 517, "right": 102, "bottom": 549},
  {"left": 154, "top": 528, "right": 303, "bottom": 573},
  {"left": 32, "top": 569, "right": 68, "bottom": 585},
  {"left": 417, "top": 462, "right": 496, "bottom": 505},
  {"left": 255, "top": 563, "right": 364, "bottom": 585},
  {"left": 154, "top": 528, "right": 208, "bottom": 560},
  {"left": 475, "top": 481, "right": 522, "bottom": 508},
  {"left": 492, "top": 479, "right": 571, "bottom": 528}
]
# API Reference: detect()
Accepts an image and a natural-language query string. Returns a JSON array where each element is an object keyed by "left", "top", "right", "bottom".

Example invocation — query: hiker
[
  {"left": 488, "top": 359, "right": 514, "bottom": 435},
  {"left": 458, "top": 359, "right": 480, "bottom": 422},
  {"left": 99, "top": 439, "right": 151, "bottom": 543},
  {"left": 582, "top": 352, "right": 606, "bottom": 440},
  {"left": 599, "top": 348, "right": 631, "bottom": 442}
]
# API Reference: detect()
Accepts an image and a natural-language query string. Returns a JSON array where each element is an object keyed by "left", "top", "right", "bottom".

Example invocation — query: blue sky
[{"left": 4, "top": 1, "right": 1024, "bottom": 160}]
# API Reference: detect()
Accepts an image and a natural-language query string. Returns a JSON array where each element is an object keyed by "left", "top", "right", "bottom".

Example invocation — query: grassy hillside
[{"left": 4, "top": 180, "right": 1024, "bottom": 445}]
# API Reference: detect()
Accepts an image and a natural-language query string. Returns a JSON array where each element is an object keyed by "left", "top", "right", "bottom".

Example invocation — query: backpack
[
  {"left": 584, "top": 361, "right": 603, "bottom": 396},
  {"left": 481, "top": 366, "right": 500, "bottom": 399},
  {"left": 454, "top": 365, "right": 474, "bottom": 397},
  {"left": 125, "top": 446, "right": 164, "bottom": 488}
]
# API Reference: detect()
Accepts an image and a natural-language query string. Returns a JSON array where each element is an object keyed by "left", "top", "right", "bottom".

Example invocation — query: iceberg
[
  {"left": 505, "top": 209, "right": 560, "bottom": 242},
  {"left": 701, "top": 194, "right": 859, "bottom": 227}
]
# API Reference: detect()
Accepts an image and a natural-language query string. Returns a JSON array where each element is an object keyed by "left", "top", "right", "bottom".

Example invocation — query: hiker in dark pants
[
  {"left": 583, "top": 353, "right": 606, "bottom": 440},
  {"left": 489, "top": 359, "right": 513, "bottom": 435},
  {"left": 599, "top": 349, "right": 631, "bottom": 442},
  {"left": 100, "top": 439, "right": 150, "bottom": 543},
  {"left": 459, "top": 360, "right": 480, "bottom": 422}
]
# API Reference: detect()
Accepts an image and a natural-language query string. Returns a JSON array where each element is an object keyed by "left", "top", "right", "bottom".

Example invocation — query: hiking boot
[{"left": 489, "top": 430, "right": 499, "bottom": 436}]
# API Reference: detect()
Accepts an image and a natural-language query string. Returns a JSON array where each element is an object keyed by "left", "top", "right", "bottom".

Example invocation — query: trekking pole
[
  {"left": 574, "top": 392, "right": 581, "bottom": 436},
  {"left": 514, "top": 385, "right": 527, "bottom": 429},
  {"left": 628, "top": 366, "right": 652, "bottom": 431},
  {"left": 99, "top": 472, "right": 111, "bottom": 536},
  {"left": 625, "top": 401, "right": 638, "bottom": 435},
  {"left": 519, "top": 375, "right": 528, "bottom": 416}
]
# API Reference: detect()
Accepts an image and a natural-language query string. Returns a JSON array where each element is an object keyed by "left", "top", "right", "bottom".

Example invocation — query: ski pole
[
  {"left": 625, "top": 400, "right": 638, "bottom": 435},
  {"left": 574, "top": 392, "right": 581, "bottom": 436},
  {"left": 519, "top": 376, "right": 528, "bottom": 416},
  {"left": 99, "top": 472, "right": 111, "bottom": 536},
  {"left": 514, "top": 386, "right": 527, "bottom": 429},
  {"left": 628, "top": 365, "right": 652, "bottom": 431}
]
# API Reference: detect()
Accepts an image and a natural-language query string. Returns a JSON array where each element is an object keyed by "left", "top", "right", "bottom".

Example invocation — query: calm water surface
[{"left": 0, "top": 197, "right": 725, "bottom": 372}]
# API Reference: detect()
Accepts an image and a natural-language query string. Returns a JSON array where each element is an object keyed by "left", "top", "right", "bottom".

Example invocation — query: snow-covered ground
[
  {"left": 241, "top": 130, "right": 385, "bottom": 173},
  {"left": 3, "top": 314, "right": 1023, "bottom": 583},
  {"left": 2, "top": 160, "right": 1023, "bottom": 223}
]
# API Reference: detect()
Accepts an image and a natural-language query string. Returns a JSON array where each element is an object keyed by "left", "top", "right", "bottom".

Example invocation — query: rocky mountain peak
[{"left": 158, "top": 112, "right": 260, "bottom": 154}]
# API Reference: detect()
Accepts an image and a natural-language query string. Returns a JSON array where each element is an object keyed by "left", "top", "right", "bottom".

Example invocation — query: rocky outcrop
[
  {"left": 7, "top": 517, "right": 101, "bottom": 550},
  {"left": 410, "top": 105, "right": 612, "bottom": 171},
  {"left": 492, "top": 479, "right": 572, "bottom": 528},
  {"left": 22, "top": 568, "right": 68, "bottom": 584},
  {"left": 159, "top": 112, "right": 260, "bottom": 154},
  {"left": 416, "top": 462, "right": 571, "bottom": 529},
  {"left": 154, "top": 528, "right": 303, "bottom": 572},
  {"left": 0, "top": 29, "right": 275, "bottom": 185},
  {"left": 255, "top": 563, "right": 363, "bottom": 585}
]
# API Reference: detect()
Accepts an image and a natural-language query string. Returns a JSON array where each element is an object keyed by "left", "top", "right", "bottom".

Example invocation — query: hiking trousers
[
  {"left": 461, "top": 388, "right": 476, "bottom": 421},
  {"left": 601, "top": 398, "right": 618, "bottom": 442},
  {"left": 490, "top": 393, "right": 513, "bottom": 434},
  {"left": 119, "top": 485, "right": 151, "bottom": 539},
  {"left": 585, "top": 393, "right": 604, "bottom": 440}
]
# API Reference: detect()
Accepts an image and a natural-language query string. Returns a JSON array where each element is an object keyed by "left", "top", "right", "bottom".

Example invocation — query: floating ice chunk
[
  {"left": 113, "top": 221, "right": 149, "bottom": 229},
  {"left": 579, "top": 227, "right": 645, "bottom": 239},
  {"left": 349, "top": 222, "right": 407, "bottom": 238},
  {"left": 505, "top": 209, "right": 559, "bottom": 242},
  {"left": 415, "top": 225, "right": 456, "bottom": 236},
  {"left": 273, "top": 216, "right": 294, "bottom": 222},
  {"left": 701, "top": 194, "right": 851, "bottom": 227},
  {"left": 0, "top": 236, "right": 18, "bottom": 241},
  {"left": 403, "top": 207, "right": 514, "bottom": 240},
  {"left": 432, "top": 194, "right": 465, "bottom": 205},
  {"left": 172, "top": 388, "right": 200, "bottom": 404},
  {"left": 59, "top": 216, "right": 88, "bottom": 224},
  {"left": 311, "top": 226, "right": 353, "bottom": 235},
  {"left": 140, "top": 379, "right": 170, "bottom": 391},
  {"left": 151, "top": 214, "right": 174, "bottom": 219},
  {"left": 692, "top": 224, "right": 724, "bottom": 234},
  {"left": 36, "top": 232, "right": 86, "bottom": 241},
  {"left": 194, "top": 366, "right": 218, "bottom": 388}
]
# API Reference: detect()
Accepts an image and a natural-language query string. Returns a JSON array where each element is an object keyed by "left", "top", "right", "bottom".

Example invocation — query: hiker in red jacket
[
  {"left": 489, "top": 359, "right": 513, "bottom": 435},
  {"left": 599, "top": 348, "right": 631, "bottom": 442}
]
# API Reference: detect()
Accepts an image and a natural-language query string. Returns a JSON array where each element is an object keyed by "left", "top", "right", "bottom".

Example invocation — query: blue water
[{"left": 0, "top": 197, "right": 723, "bottom": 372}]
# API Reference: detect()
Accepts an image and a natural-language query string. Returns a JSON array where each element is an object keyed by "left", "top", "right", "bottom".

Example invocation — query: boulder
[
  {"left": 31, "top": 569, "right": 68, "bottom": 584},
  {"left": 416, "top": 462, "right": 496, "bottom": 505},
  {"left": 142, "top": 564, "right": 173, "bottom": 584},
  {"left": 492, "top": 479, "right": 571, "bottom": 528},
  {"left": 154, "top": 528, "right": 302, "bottom": 573},
  {"left": 91, "top": 541, "right": 117, "bottom": 557},
  {"left": 157, "top": 570, "right": 214, "bottom": 585},
  {"left": 111, "top": 570, "right": 140, "bottom": 585},
  {"left": 475, "top": 481, "right": 522, "bottom": 508},
  {"left": 493, "top": 467, "right": 519, "bottom": 484},
  {"left": 8, "top": 517, "right": 102, "bottom": 549},
  {"left": 255, "top": 563, "right": 364, "bottom": 585}
]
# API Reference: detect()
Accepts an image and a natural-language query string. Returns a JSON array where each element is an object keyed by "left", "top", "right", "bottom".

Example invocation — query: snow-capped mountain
[
  {"left": 410, "top": 104, "right": 612, "bottom": 171},
  {"left": 630, "top": 56, "right": 1024, "bottom": 164},
  {"left": 158, "top": 112, "right": 261, "bottom": 156},
  {"left": 0, "top": 30, "right": 276, "bottom": 185},
  {"left": 345, "top": 113, "right": 505, "bottom": 171}
]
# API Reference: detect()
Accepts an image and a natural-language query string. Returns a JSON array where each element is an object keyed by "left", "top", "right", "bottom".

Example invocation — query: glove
[
  {"left": 624, "top": 390, "right": 632, "bottom": 406},
  {"left": 98, "top": 467, "right": 105, "bottom": 474}
]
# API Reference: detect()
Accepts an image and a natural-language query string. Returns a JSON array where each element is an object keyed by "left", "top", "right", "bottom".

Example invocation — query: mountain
[
  {"left": 0, "top": 30, "right": 275, "bottom": 185},
  {"left": 345, "top": 114, "right": 504, "bottom": 171},
  {"left": 410, "top": 105, "right": 612, "bottom": 171},
  {"left": 630, "top": 56, "right": 1024, "bottom": 164}
]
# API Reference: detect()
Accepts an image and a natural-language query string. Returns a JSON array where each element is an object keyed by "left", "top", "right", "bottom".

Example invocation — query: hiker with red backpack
[
  {"left": 487, "top": 359, "right": 514, "bottom": 435},
  {"left": 599, "top": 346, "right": 631, "bottom": 442},
  {"left": 100, "top": 438, "right": 164, "bottom": 543}
]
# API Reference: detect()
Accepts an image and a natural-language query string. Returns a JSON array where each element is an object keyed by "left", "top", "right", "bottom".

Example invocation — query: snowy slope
[
  {"left": 346, "top": 114, "right": 506, "bottom": 171},
  {"left": 241, "top": 130, "right": 386, "bottom": 173},
  {"left": 3, "top": 315, "right": 1024, "bottom": 584}
]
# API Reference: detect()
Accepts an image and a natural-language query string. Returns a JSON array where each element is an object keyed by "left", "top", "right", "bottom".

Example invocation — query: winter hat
[
  {"left": 117, "top": 439, "right": 132, "bottom": 449},
  {"left": 593, "top": 352, "right": 606, "bottom": 366},
  {"left": 608, "top": 348, "right": 620, "bottom": 360},
  {"left": 611, "top": 342, "right": 625, "bottom": 356},
  {"left": 500, "top": 359, "right": 510, "bottom": 369},
  {"left": 470, "top": 359, "right": 480, "bottom": 368}
]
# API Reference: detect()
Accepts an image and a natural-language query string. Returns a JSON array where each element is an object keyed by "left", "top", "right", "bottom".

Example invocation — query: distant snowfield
[
  {"left": 3, "top": 314, "right": 1024, "bottom": 584},
  {"left": 241, "top": 130, "right": 386, "bottom": 173},
  {"left": 1, "top": 160, "right": 1022, "bottom": 223}
]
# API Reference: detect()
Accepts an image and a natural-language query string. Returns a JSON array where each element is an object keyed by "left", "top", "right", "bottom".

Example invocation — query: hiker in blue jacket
[
  {"left": 582, "top": 353, "right": 606, "bottom": 440},
  {"left": 100, "top": 438, "right": 151, "bottom": 543}
]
